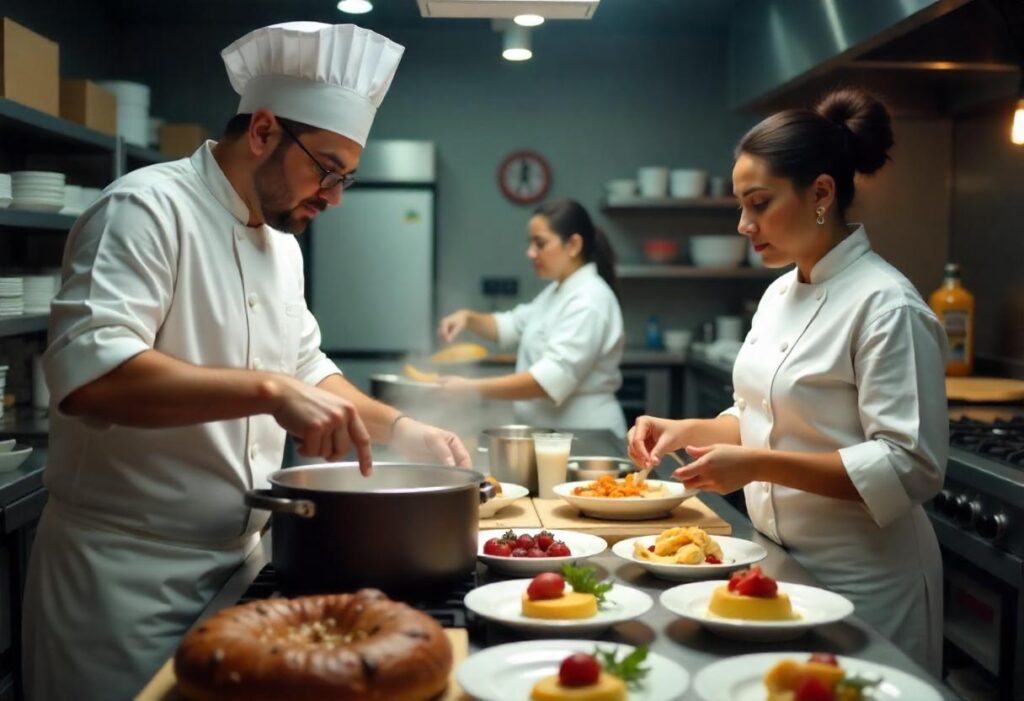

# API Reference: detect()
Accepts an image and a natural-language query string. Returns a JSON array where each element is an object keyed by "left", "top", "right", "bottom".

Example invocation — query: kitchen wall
[{"left": 950, "top": 99, "right": 1024, "bottom": 367}]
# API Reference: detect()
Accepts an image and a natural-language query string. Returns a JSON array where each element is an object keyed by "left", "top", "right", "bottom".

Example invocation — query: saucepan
[
  {"left": 479, "top": 424, "right": 556, "bottom": 495},
  {"left": 245, "top": 463, "right": 494, "bottom": 595}
]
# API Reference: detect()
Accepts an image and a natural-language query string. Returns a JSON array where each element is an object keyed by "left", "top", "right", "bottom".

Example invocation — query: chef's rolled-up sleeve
[
  {"left": 839, "top": 305, "right": 949, "bottom": 528},
  {"left": 494, "top": 301, "right": 533, "bottom": 350},
  {"left": 44, "top": 194, "right": 177, "bottom": 422},
  {"left": 527, "top": 298, "right": 605, "bottom": 406},
  {"left": 296, "top": 306, "right": 342, "bottom": 386}
]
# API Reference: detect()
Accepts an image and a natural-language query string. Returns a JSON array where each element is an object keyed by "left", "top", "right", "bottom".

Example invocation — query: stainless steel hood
[{"left": 730, "top": 0, "right": 1022, "bottom": 116}]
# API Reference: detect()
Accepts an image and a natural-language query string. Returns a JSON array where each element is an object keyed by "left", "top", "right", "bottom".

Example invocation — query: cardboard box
[
  {"left": 159, "top": 123, "right": 208, "bottom": 158},
  {"left": 60, "top": 80, "right": 117, "bottom": 135},
  {"left": 0, "top": 17, "right": 59, "bottom": 116}
]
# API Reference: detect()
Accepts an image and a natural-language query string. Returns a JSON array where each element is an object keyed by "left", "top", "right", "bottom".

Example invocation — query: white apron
[
  {"left": 726, "top": 227, "right": 948, "bottom": 675},
  {"left": 494, "top": 263, "right": 627, "bottom": 437},
  {"left": 23, "top": 142, "right": 341, "bottom": 700}
]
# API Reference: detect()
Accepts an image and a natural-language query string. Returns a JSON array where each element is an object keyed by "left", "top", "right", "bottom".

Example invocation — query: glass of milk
[{"left": 532, "top": 432, "right": 573, "bottom": 499}]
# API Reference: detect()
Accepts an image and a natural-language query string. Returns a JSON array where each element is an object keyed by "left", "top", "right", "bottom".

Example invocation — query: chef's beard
[{"left": 253, "top": 142, "right": 321, "bottom": 234}]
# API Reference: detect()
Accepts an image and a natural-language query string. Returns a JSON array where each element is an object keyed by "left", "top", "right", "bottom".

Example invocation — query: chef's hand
[
  {"left": 392, "top": 417, "right": 473, "bottom": 468},
  {"left": 627, "top": 415, "right": 687, "bottom": 469},
  {"left": 438, "top": 310, "right": 469, "bottom": 343},
  {"left": 270, "top": 376, "right": 373, "bottom": 474},
  {"left": 672, "top": 444, "right": 758, "bottom": 494},
  {"left": 435, "top": 375, "right": 479, "bottom": 398}
]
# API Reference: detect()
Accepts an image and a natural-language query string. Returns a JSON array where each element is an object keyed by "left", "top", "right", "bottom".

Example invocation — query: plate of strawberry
[{"left": 478, "top": 528, "right": 608, "bottom": 575}]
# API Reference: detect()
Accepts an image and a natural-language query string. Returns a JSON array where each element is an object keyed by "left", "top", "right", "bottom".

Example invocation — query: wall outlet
[{"left": 482, "top": 277, "right": 519, "bottom": 297}]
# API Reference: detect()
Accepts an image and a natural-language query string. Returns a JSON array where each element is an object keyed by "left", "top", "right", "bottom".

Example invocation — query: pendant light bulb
[{"left": 1013, "top": 99, "right": 1024, "bottom": 145}]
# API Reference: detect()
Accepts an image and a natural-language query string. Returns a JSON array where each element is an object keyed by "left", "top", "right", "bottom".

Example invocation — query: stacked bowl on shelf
[
  {"left": 0, "top": 174, "right": 10, "bottom": 209},
  {"left": 23, "top": 276, "right": 57, "bottom": 314},
  {"left": 0, "top": 277, "right": 24, "bottom": 316},
  {"left": 10, "top": 171, "right": 65, "bottom": 212},
  {"left": 98, "top": 81, "right": 151, "bottom": 146}
]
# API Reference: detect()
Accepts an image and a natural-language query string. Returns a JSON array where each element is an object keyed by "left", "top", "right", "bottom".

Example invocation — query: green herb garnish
[
  {"left": 561, "top": 564, "right": 613, "bottom": 605},
  {"left": 595, "top": 645, "right": 651, "bottom": 687},
  {"left": 835, "top": 675, "right": 882, "bottom": 699}
]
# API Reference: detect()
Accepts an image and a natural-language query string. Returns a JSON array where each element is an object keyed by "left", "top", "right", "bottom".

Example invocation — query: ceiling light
[
  {"left": 337, "top": 0, "right": 373, "bottom": 14},
  {"left": 502, "top": 26, "right": 532, "bottom": 61},
  {"left": 514, "top": 14, "right": 545, "bottom": 26}
]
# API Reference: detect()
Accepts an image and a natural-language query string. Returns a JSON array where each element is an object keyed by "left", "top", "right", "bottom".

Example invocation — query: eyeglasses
[{"left": 278, "top": 120, "right": 357, "bottom": 191}]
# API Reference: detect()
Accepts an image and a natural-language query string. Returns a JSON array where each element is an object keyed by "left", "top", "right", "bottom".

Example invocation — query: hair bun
[{"left": 816, "top": 87, "right": 893, "bottom": 175}]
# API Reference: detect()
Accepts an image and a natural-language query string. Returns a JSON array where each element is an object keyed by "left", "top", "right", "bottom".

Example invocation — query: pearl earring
[{"left": 816, "top": 206, "right": 825, "bottom": 225}]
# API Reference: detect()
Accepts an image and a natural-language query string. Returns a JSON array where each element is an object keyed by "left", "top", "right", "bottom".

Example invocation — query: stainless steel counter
[{"left": 198, "top": 431, "right": 955, "bottom": 701}]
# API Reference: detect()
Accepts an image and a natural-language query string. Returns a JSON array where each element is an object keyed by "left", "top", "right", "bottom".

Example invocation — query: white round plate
[
  {"left": 553, "top": 480, "right": 697, "bottom": 520},
  {"left": 477, "top": 528, "right": 607, "bottom": 575},
  {"left": 457, "top": 639, "right": 688, "bottom": 701},
  {"left": 10, "top": 199, "right": 64, "bottom": 212},
  {"left": 693, "top": 652, "right": 942, "bottom": 701},
  {"left": 464, "top": 578, "right": 652, "bottom": 636},
  {"left": 659, "top": 580, "right": 854, "bottom": 641},
  {"left": 612, "top": 535, "right": 767, "bottom": 581},
  {"left": 478, "top": 482, "right": 530, "bottom": 518}
]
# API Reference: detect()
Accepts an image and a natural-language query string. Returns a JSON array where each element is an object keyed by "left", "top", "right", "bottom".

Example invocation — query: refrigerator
[{"left": 308, "top": 141, "right": 437, "bottom": 391}]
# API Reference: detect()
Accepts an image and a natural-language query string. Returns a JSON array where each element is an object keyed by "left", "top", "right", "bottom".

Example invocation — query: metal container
[
  {"left": 567, "top": 456, "right": 636, "bottom": 482},
  {"left": 481, "top": 425, "right": 553, "bottom": 494},
  {"left": 245, "top": 463, "right": 494, "bottom": 595}
]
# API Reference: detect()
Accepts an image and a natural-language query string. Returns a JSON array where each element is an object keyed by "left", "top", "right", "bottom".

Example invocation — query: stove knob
[
  {"left": 933, "top": 490, "right": 954, "bottom": 515},
  {"left": 976, "top": 513, "right": 1007, "bottom": 542},
  {"left": 955, "top": 498, "right": 981, "bottom": 528}
]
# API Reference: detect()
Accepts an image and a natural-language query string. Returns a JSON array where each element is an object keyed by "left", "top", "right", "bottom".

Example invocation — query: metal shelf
[
  {"left": 0, "top": 314, "right": 48, "bottom": 339},
  {"left": 0, "top": 209, "right": 78, "bottom": 231},
  {"left": 0, "top": 97, "right": 117, "bottom": 154},
  {"left": 602, "top": 196, "right": 737, "bottom": 211},
  {"left": 617, "top": 264, "right": 779, "bottom": 279}
]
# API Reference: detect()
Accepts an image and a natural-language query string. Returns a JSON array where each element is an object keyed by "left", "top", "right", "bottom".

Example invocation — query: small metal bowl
[{"left": 567, "top": 456, "right": 636, "bottom": 482}]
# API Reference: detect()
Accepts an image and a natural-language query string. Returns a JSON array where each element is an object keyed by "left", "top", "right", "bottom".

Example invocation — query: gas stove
[
  {"left": 949, "top": 416, "right": 1024, "bottom": 468},
  {"left": 235, "top": 564, "right": 478, "bottom": 629}
]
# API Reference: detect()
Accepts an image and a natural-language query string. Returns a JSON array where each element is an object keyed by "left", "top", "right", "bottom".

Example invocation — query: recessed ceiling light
[
  {"left": 337, "top": 0, "right": 373, "bottom": 14},
  {"left": 514, "top": 14, "right": 545, "bottom": 27}
]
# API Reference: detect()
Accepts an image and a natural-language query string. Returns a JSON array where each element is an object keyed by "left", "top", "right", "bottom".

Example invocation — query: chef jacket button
[
  {"left": 762, "top": 399, "right": 770, "bottom": 411},
  {"left": 816, "top": 288, "right": 825, "bottom": 300},
  {"left": 248, "top": 294, "right": 258, "bottom": 309},
  {"left": 779, "top": 341, "right": 789, "bottom": 352},
  {"left": 736, "top": 398, "right": 747, "bottom": 410},
  {"left": 779, "top": 285, "right": 788, "bottom": 295},
  {"left": 250, "top": 444, "right": 259, "bottom": 460},
  {"left": 749, "top": 335, "right": 758, "bottom": 344}
]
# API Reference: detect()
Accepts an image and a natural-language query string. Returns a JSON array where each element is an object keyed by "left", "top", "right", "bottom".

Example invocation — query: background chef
[{"left": 22, "top": 22, "right": 470, "bottom": 701}]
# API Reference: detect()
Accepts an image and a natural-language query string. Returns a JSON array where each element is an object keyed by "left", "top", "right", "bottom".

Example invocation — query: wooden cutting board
[
  {"left": 532, "top": 496, "right": 731, "bottom": 545},
  {"left": 479, "top": 497, "right": 542, "bottom": 529},
  {"left": 947, "top": 376, "right": 1024, "bottom": 403},
  {"left": 135, "top": 628, "right": 469, "bottom": 701}
]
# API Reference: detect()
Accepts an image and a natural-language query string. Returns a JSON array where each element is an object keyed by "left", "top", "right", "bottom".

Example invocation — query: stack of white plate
[
  {"left": 11, "top": 171, "right": 65, "bottom": 213},
  {"left": 0, "top": 364, "right": 7, "bottom": 420},
  {"left": 99, "top": 81, "right": 151, "bottom": 146},
  {"left": 0, "top": 277, "right": 24, "bottom": 317},
  {"left": 0, "top": 174, "right": 11, "bottom": 209},
  {"left": 23, "top": 276, "right": 56, "bottom": 314}
]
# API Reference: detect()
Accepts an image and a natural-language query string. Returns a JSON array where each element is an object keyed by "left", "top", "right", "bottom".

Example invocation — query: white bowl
[
  {"left": 458, "top": 639, "right": 689, "bottom": 701},
  {"left": 478, "top": 482, "right": 530, "bottom": 518},
  {"left": 637, "top": 166, "right": 669, "bottom": 198},
  {"left": 663, "top": 329, "right": 692, "bottom": 354},
  {"left": 604, "top": 178, "right": 636, "bottom": 198},
  {"left": 693, "top": 652, "right": 943, "bottom": 701},
  {"left": 690, "top": 236, "right": 747, "bottom": 268},
  {"left": 463, "top": 578, "right": 653, "bottom": 636},
  {"left": 477, "top": 528, "right": 607, "bottom": 575},
  {"left": 670, "top": 168, "right": 708, "bottom": 198},
  {"left": 611, "top": 535, "right": 767, "bottom": 581},
  {"left": 553, "top": 480, "right": 697, "bottom": 520},
  {"left": 659, "top": 579, "right": 855, "bottom": 641},
  {"left": 0, "top": 445, "right": 33, "bottom": 473}
]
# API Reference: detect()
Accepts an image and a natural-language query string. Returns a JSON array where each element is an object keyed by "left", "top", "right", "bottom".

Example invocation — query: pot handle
[
  {"left": 244, "top": 489, "right": 317, "bottom": 518},
  {"left": 479, "top": 480, "right": 496, "bottom": 504}
]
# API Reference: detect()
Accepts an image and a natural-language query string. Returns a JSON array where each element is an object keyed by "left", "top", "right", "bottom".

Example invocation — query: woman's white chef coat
[
  {"left": 494, "top": 262, "right": 627, "bottom": 437},
  {"left": 22, "top": 141, "right": 341, "bottom": 701},
  {"left": 722, "top": 226, "right": 948, "bottom": 675}
]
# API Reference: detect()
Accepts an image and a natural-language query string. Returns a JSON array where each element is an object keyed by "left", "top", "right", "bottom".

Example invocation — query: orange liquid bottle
[{"left": 929, "top": 263, "right": 975, "bottom": 376}]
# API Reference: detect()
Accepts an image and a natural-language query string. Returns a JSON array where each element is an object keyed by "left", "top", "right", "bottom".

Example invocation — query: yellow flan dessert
[
  {"left": 522, "top": 591, "right": 598, "bottom": 620},
  {"left": 707, "top": 585, "right": 795, "bottom": 620},
  {"left": 764, "top": 656, "right": 848, "bottom": 701},
  {"left": 530, "top": 672, "right": 627, "bottom": 701}
]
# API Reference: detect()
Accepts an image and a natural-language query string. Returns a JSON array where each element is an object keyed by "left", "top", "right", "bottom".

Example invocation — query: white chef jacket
[
  {"left": 23, "top": 141, "right": 341, "bottom": 701},
  {"left": 723, "top": 226, "right": 947, "bottom": 675},
  {"left": 494, "top": 262, "right": 626, "bottom": 436}
]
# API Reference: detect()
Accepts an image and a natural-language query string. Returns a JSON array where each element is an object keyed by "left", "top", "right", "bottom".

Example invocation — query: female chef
[
  {"left": 437, "top": 198, "right": 627, "bottom": 436},
  {"left": 628, "top": 87, "right": 947, "bottom": 674}
]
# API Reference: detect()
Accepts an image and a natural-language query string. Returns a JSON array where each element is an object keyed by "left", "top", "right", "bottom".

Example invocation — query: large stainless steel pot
[
  {"left": 245, "top": 463, "right": 494, "bottom": 595},
  {"left": 481, "top": 425, "right": 553, "bottom": 495}
]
